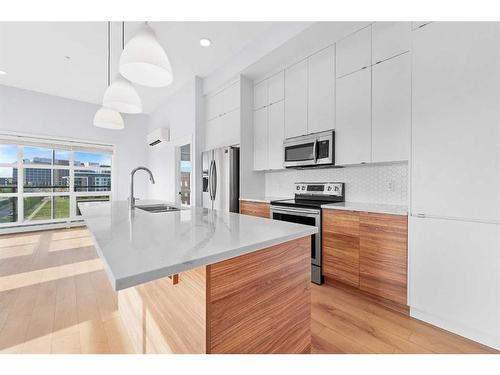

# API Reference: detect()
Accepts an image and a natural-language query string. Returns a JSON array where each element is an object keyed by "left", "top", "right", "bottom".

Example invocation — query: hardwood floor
[
  {"left": 0, "top": 228, "right": 134, "bottom": 354},
  {"left": 0, "top": 228, "right": 497, "bottom": 354}
]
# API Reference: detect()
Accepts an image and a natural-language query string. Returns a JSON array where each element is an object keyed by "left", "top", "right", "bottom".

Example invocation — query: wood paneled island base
[{"left": 118, "top": 236, "right": 312, "bottom": 354}]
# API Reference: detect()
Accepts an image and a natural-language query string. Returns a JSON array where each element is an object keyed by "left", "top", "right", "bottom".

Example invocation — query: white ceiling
[{"left": 0, "top": 21, "right": 309, "bottom": 113}]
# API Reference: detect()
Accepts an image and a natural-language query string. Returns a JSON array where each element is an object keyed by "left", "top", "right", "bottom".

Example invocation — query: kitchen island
[{"left": 79, "top": 200, "right": 316, "bottom": 354}]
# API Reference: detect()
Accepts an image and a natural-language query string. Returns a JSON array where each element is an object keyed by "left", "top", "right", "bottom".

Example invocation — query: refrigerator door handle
[
  {"left": 211, "top": 159, "right": 217, "bottom": 201},
  {"left": 208, "top": 159, "right": 214, "bottom": 200}
]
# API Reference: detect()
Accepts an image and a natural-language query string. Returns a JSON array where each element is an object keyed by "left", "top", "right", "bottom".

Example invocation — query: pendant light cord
[
  {"left": 122, "top": 21, "right": 125, "bottom": 50},
  {"left": 107, "top": 21, "right": 110, "bottom": 87}
]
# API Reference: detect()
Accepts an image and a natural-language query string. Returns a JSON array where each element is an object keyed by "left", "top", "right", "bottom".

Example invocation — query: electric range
[{"left": 270, "top": 182, "right": 345, "bottom": 284}]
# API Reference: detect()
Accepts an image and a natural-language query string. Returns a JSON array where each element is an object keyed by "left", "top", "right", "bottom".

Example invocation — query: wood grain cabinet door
[
  {"left": 359, "top": 212, "right": 408, "bottom": 305},
  {"left": 239, "top": 201, "right": 270, "bottom": 218},
  {"left": 322, "top": 210, "right": 360, "bottom": 287}
]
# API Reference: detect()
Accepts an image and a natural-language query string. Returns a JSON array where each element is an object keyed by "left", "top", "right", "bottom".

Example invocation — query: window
[
  {"left": 0, "top": 138, "right": 113, "bottom": 228},
  {"left": 177, "top": 143, "right": 191, "bottom": 206}
]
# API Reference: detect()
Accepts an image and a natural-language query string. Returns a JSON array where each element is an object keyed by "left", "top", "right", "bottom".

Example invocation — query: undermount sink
[{"left": 136, "top": 204, "right": 180, "bottom": 213}]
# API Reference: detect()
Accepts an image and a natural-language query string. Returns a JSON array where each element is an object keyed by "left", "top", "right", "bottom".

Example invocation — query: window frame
[{"left": 0, "top": 133, "right": 114, "bottom": 230}]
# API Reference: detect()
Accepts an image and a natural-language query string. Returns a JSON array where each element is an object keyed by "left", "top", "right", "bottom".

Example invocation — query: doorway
[{"left": 176, "top": 143, "right": 191, "bottom": 206}]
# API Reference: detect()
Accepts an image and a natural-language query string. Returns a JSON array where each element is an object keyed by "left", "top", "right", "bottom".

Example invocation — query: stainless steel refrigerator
[{"left": 202, "top": 146, "right": 240, "bottom": 212}]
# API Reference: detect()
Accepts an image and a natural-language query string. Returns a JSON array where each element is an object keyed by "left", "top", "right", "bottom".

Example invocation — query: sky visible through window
[
  {"left": 74, "top": 151, "right": 111, "bottom": 166},
  {"left": 180, "top": 160, "right": 191, "bottom": 173},
  {"left": 0, "top": 145, "right": 17, "bottom": 164}
]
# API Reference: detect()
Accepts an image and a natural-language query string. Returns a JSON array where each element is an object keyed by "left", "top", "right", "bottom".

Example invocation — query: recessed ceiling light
[
  {"left": 199, "top": 38, "right": 212, "bottom": 47},
  {"left": 0, "top": 70, "right": 7, "bottom": 75}
]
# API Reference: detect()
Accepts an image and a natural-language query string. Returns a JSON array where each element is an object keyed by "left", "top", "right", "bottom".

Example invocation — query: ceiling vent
[{"left": 147, "top": 128, "right": 170, "bottom": 146}]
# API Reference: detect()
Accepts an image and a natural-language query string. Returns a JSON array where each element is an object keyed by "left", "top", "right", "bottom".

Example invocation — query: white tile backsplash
[{"left": 265, "top": 162, "right": 408, "bottom": 205}]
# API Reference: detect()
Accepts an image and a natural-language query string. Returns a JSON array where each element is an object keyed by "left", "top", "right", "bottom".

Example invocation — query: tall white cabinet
[
  {"left": 253, "top": 71, "right": 285, "bottom": 171},
  {"left": 336, "top": 68, "right": 371, "bottom": 165},
  {"left": 205, "top": 81, "right": 241, "bottom": 150},
  {"left": 307, "top": 46, "right": 335, "bottom": 134},
  {"left": 371, "top": 52, "right": 411, "bottom": 162},
  {"left": 410, "top": 22, "right": 500, "bottom": 350},
  {"left": 335, "top": 23, "right": 411, "bottom": 165},
  {"left": 284, "top": 60, "right": 308, "bottom": 138}
]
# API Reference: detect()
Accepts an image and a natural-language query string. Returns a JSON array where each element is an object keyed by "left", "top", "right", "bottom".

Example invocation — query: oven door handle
[
  {"left": 270, "top": 206, "right": 321, "bottom": 218},
  {"left": 313, "top": 140, "right": 318, "bottom": 164}
]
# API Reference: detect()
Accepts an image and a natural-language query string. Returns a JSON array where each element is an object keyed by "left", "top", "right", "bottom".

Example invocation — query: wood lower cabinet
[
  {"left": 359, "top": 212, "right": 408, "bottom": 305},
  {"left": 322, "top": 210, "right": 360, "bottom": 287},
  {"left": 240, "top": 200, "right": 270, "bottom": 218},
  {"left": 322, "top": 209, "right": 408, "bottom": 306},
  {"left": 119, "top": 236, "right": 311, "bottom": 353}
]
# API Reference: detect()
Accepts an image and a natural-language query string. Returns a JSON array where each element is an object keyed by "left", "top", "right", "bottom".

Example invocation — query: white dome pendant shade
[
  {"left": 119, "top": 24, "right": 173, "bottom": 87},
  {"left": 103, "top": 76, "right": 142, "bottom": 113},
  {"left": 93, "top": 107, "right": 124, "bottom": 130}
]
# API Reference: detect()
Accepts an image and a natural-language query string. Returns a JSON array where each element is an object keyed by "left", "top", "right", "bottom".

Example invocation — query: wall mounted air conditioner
[{"left": 147, "top": 128, "right": 170, "bottom": 146}]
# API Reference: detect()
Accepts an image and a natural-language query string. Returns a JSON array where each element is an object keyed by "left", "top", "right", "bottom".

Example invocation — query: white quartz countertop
[
  {"left": 79, "top": 200, "right": 317, "bottom": 291},
  {"left": 239, "top": 196, "right": 290, "bottom": 203},
  {"left": 321, "top": 202, "right": 408, "bottom": 216}
]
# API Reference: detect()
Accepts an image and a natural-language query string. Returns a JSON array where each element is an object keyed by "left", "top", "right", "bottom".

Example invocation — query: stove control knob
[
  {"left": 296, "top": 186, "right": 300, "bottom": 191},
  {"left": 327, "top": 186, "right": 332, "bottom": 191},
  {"left": 302, "top": 186, "right": 306, "bottom": 191}
]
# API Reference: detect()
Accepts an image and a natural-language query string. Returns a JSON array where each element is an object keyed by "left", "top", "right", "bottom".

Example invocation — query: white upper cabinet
[
  {"left": 221, "top": 108, "right": 240, "bottom": 146},
  {"left": 253, "top": 80, "right": 268, "bottom": 110},
  {"left": 253, "top": 107, "right": 268, "bottom": 170},
  {"left": 284, "top": 59, "right": 308, "bottom": 138},
  {"left": 206, "top": 92, "right": 223, "bottom": 121},
  {"left": 267, "top": 71, "right": 284, "bottom": 104},
  {"left": 205, "top": 81, "right": 241, "bottom": 150},
  {"left": 253, "top": 71, "right": 284, "bottom": 110},
  {"left": 268, "top": 100, "right": 285, "bottom": 170},
  {"left": 206, "top": 81, "right": 240, "bottom": 121},
  {"left": 252, "top": 71, "right": 285, "bottom": 171},
  {"left": 372, "top": 22, "right": 411, "bottom": 64},
  {"left": 308, "top": 46, "right": 335, "bottom": 134},
  {"left": 205, "top": 117, "right": 220, "bottom": 150},
  {"left": 412, "top": 22, "right": 500, "bottom": 221},
  {"left": 372, "top": 52, "right": 411, "bottom": 162},
  {"left": 336, "top": 26, "right": 371, "bottom": 77},
  {"left": 336, "top": 68, "right": 371, "bottom": 165},
  {"left": 412, "top": 22, "right": 431, "bottom": 30},
  {"left": 223, "top": 81, "right": 240, "bottom": 114}
]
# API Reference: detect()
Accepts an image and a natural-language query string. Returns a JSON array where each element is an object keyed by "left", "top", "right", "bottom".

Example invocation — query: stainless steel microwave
[{"left": 283, "top": 130, "right": 335, "bottom": 168}]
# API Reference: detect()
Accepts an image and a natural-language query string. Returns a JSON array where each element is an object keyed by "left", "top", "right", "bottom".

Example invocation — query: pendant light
[
  {"left": 93, "top": 107, "right": 124, "bottom": 129},
  {"left": 94, "top": 22, "right": 124, "bottom": 130},
  {"left": 102, "top": 22, "right": 142, "bottom": 113},
  {"left": 119, "top": 23, "right": 173, "bottom": 87}
]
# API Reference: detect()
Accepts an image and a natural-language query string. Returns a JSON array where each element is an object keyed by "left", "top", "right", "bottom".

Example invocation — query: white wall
[
  {"left": 0, "top": 85, "right": 150, "bottom": 201},
  {"left": 265, "top": 162, "right": 408, "bottom": 205},
  {"left": 147, "top": 79, "right": 198, "bottom": 204}
]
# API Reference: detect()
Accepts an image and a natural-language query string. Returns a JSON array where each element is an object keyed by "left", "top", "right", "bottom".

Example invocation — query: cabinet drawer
[
  {"left": 240, "top": 201, "right": 270, "bottom": 218},
  {"left": 323, "top": 210, "right": 360, "bottom": 286},
  {"left": 359, "top": 212, "right": 408, "bottom": 305}
]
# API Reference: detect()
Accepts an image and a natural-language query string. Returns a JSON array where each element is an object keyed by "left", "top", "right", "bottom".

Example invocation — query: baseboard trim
[
  {"left": 0, "top": 221, "right": 85, "bottom": 235},
  {"left": 410, "top": 307, "right": 500, "bottom": 351}
]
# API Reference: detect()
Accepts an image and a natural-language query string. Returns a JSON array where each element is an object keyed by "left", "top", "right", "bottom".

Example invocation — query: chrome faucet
[{"left": 130, "top": 167, "right": 155, "bottom": 209}]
